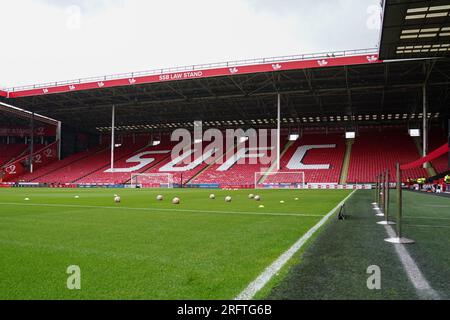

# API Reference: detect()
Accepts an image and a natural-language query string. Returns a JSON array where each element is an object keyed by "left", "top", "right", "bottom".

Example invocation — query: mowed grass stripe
[{"left": 0, "top": 202, "right": 324, "bottom": 218}]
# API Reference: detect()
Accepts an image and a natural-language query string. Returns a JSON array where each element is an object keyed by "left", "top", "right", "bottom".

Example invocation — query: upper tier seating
[
  {"left": 19, "top": 145, "right": 105, "bottom": 182},
  {"left": 0, "top": 144, "right": 31, "bottom": 167}
]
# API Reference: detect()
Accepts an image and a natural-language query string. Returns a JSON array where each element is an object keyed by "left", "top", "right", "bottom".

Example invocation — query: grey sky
[{"left": 0, "top": 0, "right": 381, "bottom": 88}]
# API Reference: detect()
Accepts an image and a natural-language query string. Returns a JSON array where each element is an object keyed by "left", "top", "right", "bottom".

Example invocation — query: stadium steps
[
  {"left": 185, "top": 162, "right": 213, "bottom": 185},
  {"left": 28, "top": 146, "right": 108, "bottom": 182},
  {"left": 186, "top": 142, "right": 240, "bottom": 185},
  {"left": 123, "top": 153, "right": 172, "bottom": 184},
  {"left": 72, "top": 144, "right": 152, "bottom": 184},
  {"left": 339, "top": 138, "right": 354, "bottom": 184},
  {"left": 413, "top": 137, "right": 437, "bottom": 177},
  {"left": 257, "top": 140, "right": 294, "bottom": 185}
]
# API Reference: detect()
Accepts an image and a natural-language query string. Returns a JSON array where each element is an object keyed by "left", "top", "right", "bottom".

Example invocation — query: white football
[
  {"left": 210, "top": 194, "right": 216, "bottom": 199},
  {"left": 74, "top": 196, "right": 80, "bottom": 199},
  {"left": 24, "top": 198, "right": 30, "bottom": 201},
  {"left": 157, "top": 195, "right": 164, "bottom": 201},
  {"left": 225, "top": 196, "right": 232, "bottom": 203},
  {"left": 254, "top": 195, "right": 261, "bottom": 201},
  {"left": 280, "top": 200, "right": 285, "bottom": 204},
  {"left": 172, "top": 197, "right": 180, "bottom": 205},
  {"left": 248, "top": 194, "right": 255, "bottom": 199},
  {"left": 114, "top": 196, "right": 121, "bottom": 203}
]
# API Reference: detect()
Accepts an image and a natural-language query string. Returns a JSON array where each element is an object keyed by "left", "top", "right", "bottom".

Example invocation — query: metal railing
[{"left": 3, "top": 48, "right": 378, "bottom": 92}]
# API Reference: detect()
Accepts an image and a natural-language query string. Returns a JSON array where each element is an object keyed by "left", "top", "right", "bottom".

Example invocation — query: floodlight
[
  {"left": 345, "top": 131, "right": 356, "bottom": 139},
  {"left": 409, "top": 129, "right": 420, "bottom": 137}
]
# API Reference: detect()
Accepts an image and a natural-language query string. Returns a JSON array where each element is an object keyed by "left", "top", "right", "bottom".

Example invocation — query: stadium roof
[
  {"left": 379, "top": 0, "right": 450, "bottom": 59},
  {"left": 1, "top": 48, "right": 449, "bottom": 133},
  {"left": 0, "top": 102, "right": 59, "bottom": 126}
]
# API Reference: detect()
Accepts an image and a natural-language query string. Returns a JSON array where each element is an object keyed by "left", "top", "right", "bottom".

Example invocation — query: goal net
[
  {"left": 255, "top": 171, "right": 305, "bottom": 189},
  {"left": 130, "top": 173, "right": 174, "bottom": 188}
]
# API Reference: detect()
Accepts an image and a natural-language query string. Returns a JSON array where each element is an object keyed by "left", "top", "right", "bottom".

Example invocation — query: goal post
[
  {"left": 130, "top": 173, "right": 174, "bottom": 188},
  {"left": 255, "top": 171, "right": 305, "bottom": 189}
]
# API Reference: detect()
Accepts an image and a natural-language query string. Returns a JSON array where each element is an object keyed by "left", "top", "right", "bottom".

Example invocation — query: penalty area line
[{"left": 235, "top": 190, "right": 357, "bottom": 300}]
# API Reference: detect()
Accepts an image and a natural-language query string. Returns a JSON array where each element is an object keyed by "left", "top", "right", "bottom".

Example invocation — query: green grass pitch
[{"left": 0, "top": 187, "right": 351, "bottom": 300}]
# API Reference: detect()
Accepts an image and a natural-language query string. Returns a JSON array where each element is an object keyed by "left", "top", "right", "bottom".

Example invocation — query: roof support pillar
[
  {"left": 110, "top": 105, "right": 116, "bottom": 172},
  {"left": 56, "top": 121, "right": 62, "bottom": 160},
  {"left": 29, "top": 112, "right": 35, "bottom": 174},
  {"left": 422, "top": 85, "right": 428, "bottom": 169},
  {"left": 277, "top": 94, "right": 281, "bottom": 171}
]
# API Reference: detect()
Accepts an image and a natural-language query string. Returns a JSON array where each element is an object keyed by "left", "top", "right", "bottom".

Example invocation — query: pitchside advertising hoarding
[{"left": 0, "top": 142, "right": 58, "bottom": 182}]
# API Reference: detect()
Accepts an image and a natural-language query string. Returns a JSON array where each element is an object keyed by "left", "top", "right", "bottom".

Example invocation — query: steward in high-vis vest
[
  {"left": 417, "top": 177, "right": 426, "bottom": 185},
  {"left": 445, "top": 175, "right": 450, "bottom": 184}
]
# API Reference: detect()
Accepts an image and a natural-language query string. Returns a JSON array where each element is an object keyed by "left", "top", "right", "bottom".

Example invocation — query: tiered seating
[
  {"left": 274, "top": 133, "right": 345, "bottom": 184},
  {"left": 77, "top": 140, "right": 175, "bottom": 184},
  {"left": 347, "top": 130, "right": 427, "bottom": 183},
  {"left": 9, "top": 129, "right": 442, "bottom": 186},
  {"left": 140, "top": 141, "right": 216, "bottom": 185},
  {"left": 0, "top": 144, "right": 29, "bottom": 166},
  {"left": 191, "top": 137, "right": 286, "bottom": 187},
  {"left": 29, "top": 136, "right": 150, "bottom": 183},
  {"left": 18, "top": 145, "right": 105, "bottom": 182}
]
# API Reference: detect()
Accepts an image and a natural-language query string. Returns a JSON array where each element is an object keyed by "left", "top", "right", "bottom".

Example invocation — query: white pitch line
[
  {"left": 0, "top": 202, "right": 323, "bottom": 218},
  {"left": 372, "top": 206, "right": 440, "bottom": 299},
  {"left": 383, "top": 225, "right": 440, "bottom": 300},
  {"left": 235, "top": 190, "right": 357, "bottom": 300}
]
